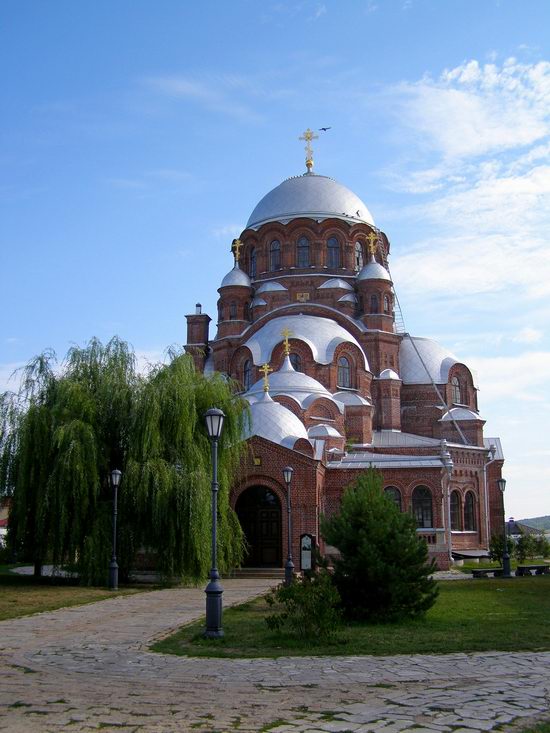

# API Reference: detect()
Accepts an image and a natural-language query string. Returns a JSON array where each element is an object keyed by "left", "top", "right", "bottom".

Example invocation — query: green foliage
[
  {"left": 534, "top": 535, "right": 550, "bottom": 559},
  {"left": 488, "top": 533, "right": 514, "bottom": 562},
  {"left": 321, "top": 467, "right": 438, "bottom": 623},
  {"left": 1, "top": 337, "right": 246, "bottom": 584},
  {"left": 515, "top": 533, "right": 537, "bottom": 563},
  {"left": 265, "top": 569, "right": 342, "bottom": 640}
]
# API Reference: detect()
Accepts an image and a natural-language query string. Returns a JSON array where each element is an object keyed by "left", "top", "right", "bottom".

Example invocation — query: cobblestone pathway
[{"left": 1, "top": 578, "right": 549, "bottom": 733}]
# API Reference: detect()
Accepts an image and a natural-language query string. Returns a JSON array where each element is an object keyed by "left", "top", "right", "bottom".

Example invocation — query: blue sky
[{"left": 1, "top": 0, "right": 549, "bottom": 518}]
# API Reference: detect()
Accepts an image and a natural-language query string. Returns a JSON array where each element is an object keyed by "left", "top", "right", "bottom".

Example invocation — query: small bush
[
  {"left": 534, "top": 536, "right": 550, "bottom": 559},
  {"left": 488, "top": 534, "right": 514, "bottom": 562},
  {"left": 265, "top": 569, "right": 342, "bottom": 640}
]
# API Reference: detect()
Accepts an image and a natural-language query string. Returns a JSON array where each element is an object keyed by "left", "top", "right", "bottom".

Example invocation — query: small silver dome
[
  {"left": 256, "top": 281, "right": 288, "bottom": 294},
  {"left": 441, "top": 407, "right": 483, "bottom": 422},
  {"left": 246, "top": 173, "right": 374, "bottom": 230},
  {"left": 243, "top": 391, "right": 308, "bottom": 448},
  {"left": 220, "top": 264, "right": 251, "bottom": 289},
  {"left": 318, "top": 278, "right": 353, "bottom": 291},
  {"left": 357, "top": 257, "right": 391, "bottom": 282},
  {"left": 379, "top": 368, "right": 400, "bottom": 380}
]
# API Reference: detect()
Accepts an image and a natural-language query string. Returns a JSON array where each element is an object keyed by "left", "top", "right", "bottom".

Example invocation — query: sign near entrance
[{"left": 300, "top": 533, "right": 316, "bottom": 571}]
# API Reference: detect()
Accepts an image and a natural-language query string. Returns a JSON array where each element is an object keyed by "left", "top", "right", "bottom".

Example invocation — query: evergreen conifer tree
[{"left": 321, "top": 467, "right": 438, "bottom": 622}]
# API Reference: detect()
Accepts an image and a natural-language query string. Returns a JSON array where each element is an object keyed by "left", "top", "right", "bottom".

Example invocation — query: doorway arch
[{"left": 236, "top": 486, "right": 282, "bottom": 567}]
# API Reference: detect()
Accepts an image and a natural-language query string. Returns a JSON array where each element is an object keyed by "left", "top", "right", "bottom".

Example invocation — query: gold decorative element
[
  {"left": 296, "top": 292, "right": 310, "bottom": 302},
  {"left": 299, "top": 128, "right": 319, "bottom": 172},
  {"left": 367, "top": 231, "right": 378, "bottom": 257},
  {"left": 231, "top": 238, "right": 243, "bottom": 263},
  {"left": 260, "top": 362, "right": 273, "bottom": 392},
  {"left": 281, "top": 328, "right": 292, "bottom": 356}
]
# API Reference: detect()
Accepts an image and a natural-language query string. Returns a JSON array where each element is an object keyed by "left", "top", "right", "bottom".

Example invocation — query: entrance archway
[{"left": 236, "top": 486, "right": 282, "bottom": 567}]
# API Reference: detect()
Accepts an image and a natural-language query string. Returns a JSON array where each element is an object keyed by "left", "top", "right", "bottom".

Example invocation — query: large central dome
[{"left": 246, "top": 173, "right": 375, "bottom": 230}]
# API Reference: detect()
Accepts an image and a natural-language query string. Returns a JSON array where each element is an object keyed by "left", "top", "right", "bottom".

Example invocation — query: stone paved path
[{"left": 1, "top": 578, "right": 549, "bottom": 733}]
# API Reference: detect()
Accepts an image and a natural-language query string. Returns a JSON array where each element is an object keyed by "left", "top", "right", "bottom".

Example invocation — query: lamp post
[
  {"left": 497, "top": 477, "right": 512, "bottom": 578},
  {"left": 109, "top": 469, "right": 122, "bottom": 590},
  {"left": 283, "top": 465, "right": 294, "bottom": 586},
  {"left": 441, "top": 443, "right": 454, "bottom": 564},
  {"left": 204, "top": 407, "right": 225, "bottom": 638}
]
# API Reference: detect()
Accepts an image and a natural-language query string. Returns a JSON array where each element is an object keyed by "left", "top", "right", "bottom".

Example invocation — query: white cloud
[
  {"left": 513, "top": 327, "right": 543, "bottom": 344},
  {"left": 0, "top": 363, "right": 25, "bottom": 393},
  {"left": 464, "top": 351, "right": 550, "bottom": 403},
  {"left": 391, "top": 58, "right": 550, "bottom": 160}
]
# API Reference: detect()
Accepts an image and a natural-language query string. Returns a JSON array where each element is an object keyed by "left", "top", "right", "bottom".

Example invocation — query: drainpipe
[
  {"left": 483, "top": 444, "right": 497, "bottom": 550},
  {"left": 441, "top": 440, "right": 454, "bottom": 566}
]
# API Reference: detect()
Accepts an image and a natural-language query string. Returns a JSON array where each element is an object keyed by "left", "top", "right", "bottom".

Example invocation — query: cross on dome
[
  {"left": 231, "top": 238, "right": 243, "bottom": 263},
  {"left": 281, "top": 328, "right": 293, "bottom": 356},
  {"left": 299, "top": 128, "right": 319, "bottom": 173},
  {"left": 260, "top": 362, "right": 273, "bottom": 392},
  {"left": 367, "top": 231, "right": 378, "bottom": 257}
]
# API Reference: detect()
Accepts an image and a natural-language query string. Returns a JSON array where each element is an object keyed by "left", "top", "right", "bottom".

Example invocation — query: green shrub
[
  {"left": 488, "top": 534, "right": 514, "bottom": 562},
  {"left": 265, "top": 568, "right": 342, "bottom": 640},
  {"left": 534, "top": 536, "right": 550, "bottom": 559},
  {"left": 321, "top": 468, "right": 438, "bottom": 623},
  {"left": 516, "top": 534, "right": 537, "bottom": 563}
]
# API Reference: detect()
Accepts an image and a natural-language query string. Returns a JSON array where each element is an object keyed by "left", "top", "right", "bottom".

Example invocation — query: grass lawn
[
  {"left": 0, "top": 583, "right": 148, "bottom": 621},
  {"left": 153, "top": 576, "right": 550, "bottom": 659}
]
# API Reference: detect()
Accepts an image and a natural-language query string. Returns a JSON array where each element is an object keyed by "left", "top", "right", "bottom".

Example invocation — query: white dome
[
  {"left": 243, "top": 314, "right": 369, "bottom": 369},
  {"left": 379, "top": 369, "right": 400, "bottom": 380},
  {"left": 256, "top": 281, "right": 288, "bottom": 294},
  {"left": 318, "top": 278, "right": 353, "bottom": 291},
  {"left": 220, "top": 264, "right": 251, "bottom": 289},
  {"left": 245, "top": 355, "right": 335, "bottom": 407},
  {"left": 441, "top": 407, "right": 484, "bottom": 422},
  {"left": 357, "top": 259, "right": 391, "bottom": 282},
  {"left": 399, "top": 337, "right": 467, "bottom": 385},
  {"left": 246, "top": 173, "right": 375, "bottom": 230},
  {"left": 243, "top": 391, "right": 308, "bottom": 448},
  {"left": 308, "top": 424, "right": 343, "bottom": 438}
]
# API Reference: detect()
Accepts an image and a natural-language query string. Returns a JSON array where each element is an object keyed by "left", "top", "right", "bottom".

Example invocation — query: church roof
[
  {"left": 245, "top": 354, "right": 342, "bottom": 411},
  {"left": 357, "top": 258, "right": 391, "bottom": 282},
  {"left": 246, "top": 173, "right": 375, "bottom": 230},
  {"left": 441, "top": 407, "right": 484, "bottom": 422},
  {"left": 243, "top": 314, "right": 369, "bottom": 369},
  {"left": 219, "top": 263, "right": 251, "bottom": 289},
  {"left": 399, "top": 336, "right": 461, "bottom": 385},
  {"left": 243, "top": 391, "right": 308, "bottom": 448}
]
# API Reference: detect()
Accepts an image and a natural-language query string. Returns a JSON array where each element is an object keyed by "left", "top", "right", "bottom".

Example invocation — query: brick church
[{"left": 185, "top": 132, "right": 505, "bottom": 570}]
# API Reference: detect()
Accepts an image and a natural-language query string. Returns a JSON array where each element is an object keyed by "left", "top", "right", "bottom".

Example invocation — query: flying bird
[{"left": 318, "top": 127, "right": 332, "bottom": 132}]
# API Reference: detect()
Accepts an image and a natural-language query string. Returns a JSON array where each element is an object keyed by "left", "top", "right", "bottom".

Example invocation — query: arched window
[
  {"left": 451, "top": 376, "right": 462, "bottom": 404},
  {"left": 289, "top": 353, "right": 302, "bottom": 372},
  {"left": 270, "top": 240, "right": 281, "bottom": 271},
  {"left": 412, "top": 486, "right": 433, "bottom": 528},
  {"left": 383, "top": 294, "right": 391, "bottom": 314},
  {"left": 218, "top": 303, "right": 223, "bottom": 322},
  {"left": 297, "top": 236, "right": 309, "bottom": 268},
  {"left": 243, "top": 359, "right": 251, "bottom": 391},
  {"left": 327, "top": 237, "right": 340, "bottom": 268},
  {"left": 384, "top": 486, "right": 402, "bottom": 511},
  {"left": 450, "top": 490, "right": 462, "bottom": 530},
  {"left": 337, "top": 356, "right": 352, "bottom": 388},
  {"left": 355, "top": 241, "right": 364, "bottom": 271},
  {"left": 370, "top": 294, "right": 379, "bottom": 313},
  {"left": 229, "top": 301, "right": 237, "bottom": 320},
  {"left": 250, "top": 247, "right": 257, "bottom": 279},
  {"left": 464, "top": 492, "right": 477, "bottom": 531}
]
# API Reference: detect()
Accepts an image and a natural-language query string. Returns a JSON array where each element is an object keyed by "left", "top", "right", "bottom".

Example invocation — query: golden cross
[
  {"left": 231, "top": 238, "right": 243, "bottom": 263},
  {"left": 299, "top": 128, "right": 319, "bottom": 172},
  {"left": 260, "top": 362, "right": 273, "bottom": 392},
  {"left": 367, "top": 231, "right": 378, "bottom": 257},
  {"left": 281, "top": 328, "right": 292, "bottom": 356}
]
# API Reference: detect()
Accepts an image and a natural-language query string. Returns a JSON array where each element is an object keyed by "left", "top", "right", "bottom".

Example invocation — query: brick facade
[{"left": 185, "top": 172, "right": 504, "bottom": 570}]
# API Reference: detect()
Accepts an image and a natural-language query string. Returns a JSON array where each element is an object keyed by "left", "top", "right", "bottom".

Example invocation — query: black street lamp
[
  {"left": 283, "top": 465, "right": 294, "bottom": 586},
  {"left": 109, "top": 469, "right": 122, "bottom": 590},
  {"left": 498, "top": 477, "right": 512, "bottom": 578},
  {"left": 204, "top": 407, "right": 225, "bottom": 638}
]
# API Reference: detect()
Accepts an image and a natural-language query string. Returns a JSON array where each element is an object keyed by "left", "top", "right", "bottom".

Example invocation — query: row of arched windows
[
  {"left": 385, "top": 485, "right": 478, "bottom": 531},
  {"left": 248, "top": 238, "right": 373, "bottom": 276},
  {"left": 450, "top": 490, "right": 477, "bottom": 531},
  {"left": 385, "top": 485, "right": 434, "bottom": 527}
]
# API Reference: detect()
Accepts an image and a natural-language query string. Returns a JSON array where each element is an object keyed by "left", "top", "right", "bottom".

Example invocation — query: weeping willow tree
[{"left": 1, "top": 337, "right": 246, "bottom": 584}]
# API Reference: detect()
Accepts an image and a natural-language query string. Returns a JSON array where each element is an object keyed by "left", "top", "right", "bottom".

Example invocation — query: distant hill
[{"left": 518, "top": 516, "right": 550, "bottom": 531}]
